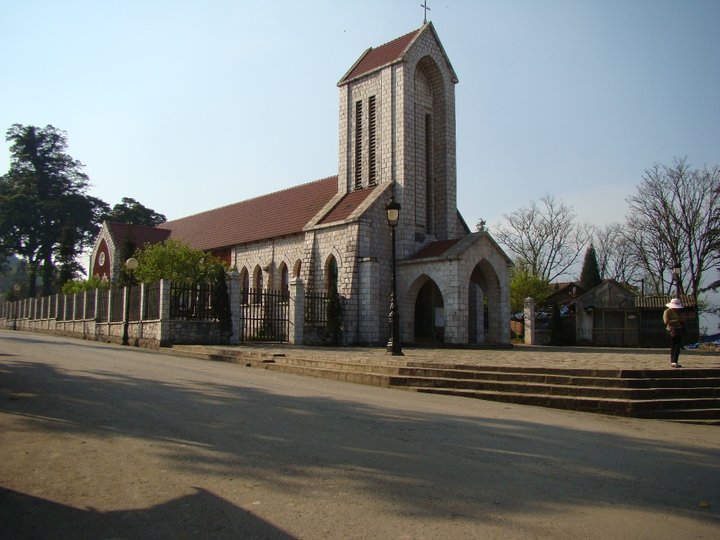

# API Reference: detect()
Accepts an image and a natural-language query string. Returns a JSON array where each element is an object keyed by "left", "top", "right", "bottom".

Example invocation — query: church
[{"left": 90, "top": 22, "right": 512, "bottom": 346}]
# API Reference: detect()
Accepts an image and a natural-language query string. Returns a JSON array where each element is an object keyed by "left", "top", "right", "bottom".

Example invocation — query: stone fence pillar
[
  {"left": 524, "top": 297, "right": 536, "bottom": 345},
  {"left": 227, "top": 270, "right": 242, "bottom": 345},
  {"left": 158, "top": 279, "right": 172, "bottom": 346},
  {"left": 288, "top": 277, "right": 304, "bottom": 345}
]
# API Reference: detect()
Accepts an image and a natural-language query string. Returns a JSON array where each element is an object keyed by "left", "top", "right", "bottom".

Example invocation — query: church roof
[
  {"left": 339, "top": 22, "right": 458, "bottom": 85},
  {"left": 339, "top": 28, "right": 421, "bottom": 84},
  {"left": 156, "top": 176, "right": 338, "bottom": 251},
  {"left": 318, "top": 185, "right": 378, "bottom": 225},
  {"left": 410, "top": 239, "right": 462, "bottom": 260},
  {"left": 107, "top": 222, "right": 171, "bottom": 249}
]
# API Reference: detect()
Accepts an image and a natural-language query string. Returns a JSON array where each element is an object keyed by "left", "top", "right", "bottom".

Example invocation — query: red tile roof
[
  {"left": 339, "top": 28, "right": 421, "bottom": 84},
  {"left": 156, "top": 176, "right": 339, "bottom": 250},
  {"left": 318, "top": 186, "right": 378, "bottom": 225},
  {"left": 108, "top": 222, "right": 171, "bottom": 249},
  {"left": 410, "top": 239, "right": 462, "bottom": 260}
]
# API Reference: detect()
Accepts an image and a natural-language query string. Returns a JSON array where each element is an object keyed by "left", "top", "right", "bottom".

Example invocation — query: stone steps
[{"left": 167, "top": 345, "right": 720, "bottom": 425}]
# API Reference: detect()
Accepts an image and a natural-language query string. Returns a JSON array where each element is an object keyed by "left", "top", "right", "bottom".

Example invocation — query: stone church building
[{"left": 90, "top": 23, "right": 512, "bottom": 346}]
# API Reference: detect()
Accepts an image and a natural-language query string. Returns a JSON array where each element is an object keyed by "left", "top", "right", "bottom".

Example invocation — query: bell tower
[{"left": 337, "top": 23, "right": 461, "bottom": 253}]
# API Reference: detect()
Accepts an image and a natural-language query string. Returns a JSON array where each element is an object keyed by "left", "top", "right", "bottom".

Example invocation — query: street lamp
[
  {"left": 12, "top": 284, "right": 20, "bottom": 331},
  {"left": 672, "top": 261, "right": 682, "bottom": 297},
  {"left": 385, "top": 194, "right": 403, "bottom": 356},
  {"left": 122, "top": 257, "right": 139, "bottom": 346}
]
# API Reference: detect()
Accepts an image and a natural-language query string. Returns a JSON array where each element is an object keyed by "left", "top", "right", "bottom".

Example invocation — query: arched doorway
[
  {"left": 468, "top": 260, "right": 501, "bottom": 344},
  {"left": 414, "top": 278, "right": 444, "bottom": 343}
]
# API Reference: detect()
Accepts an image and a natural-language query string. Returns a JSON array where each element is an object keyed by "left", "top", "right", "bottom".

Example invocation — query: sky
[{"left": 1, "top": 0, "right": 719, "bottom": 232}]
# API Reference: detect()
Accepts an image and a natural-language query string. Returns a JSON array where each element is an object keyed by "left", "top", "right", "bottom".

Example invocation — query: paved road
[{"left": 1, "top": 330, "right": 719, "bottom": 539}]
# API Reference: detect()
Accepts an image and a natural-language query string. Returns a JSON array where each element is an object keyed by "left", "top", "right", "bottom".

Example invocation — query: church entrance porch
[
  {"left": 398, "top": 232, "right": 512, "bottom": 346},
  {"left": 413, "top": 278, "right": 445, "bottom": 344}
]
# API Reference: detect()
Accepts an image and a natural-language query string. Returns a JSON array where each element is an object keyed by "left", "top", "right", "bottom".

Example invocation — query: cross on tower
[{"left": 420, "top": 0, "right": 431, "bottom": 24}]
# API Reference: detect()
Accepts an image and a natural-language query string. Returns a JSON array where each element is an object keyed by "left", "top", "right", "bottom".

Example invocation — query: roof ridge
[
  {"left": 161, "top": 175, "right": 338, "bottom": 225},
  {"left": 370, "top": 26, "right": 423, "bottom": 52}
]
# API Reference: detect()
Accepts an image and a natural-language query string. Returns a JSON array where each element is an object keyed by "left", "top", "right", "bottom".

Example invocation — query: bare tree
[
  {"left": 493, "top": 195, "right": 592, "bottom": 282},
  {"left": 593, "top": 223, "right": 643, "bottom": 287},
  {"left": 625, "top": 157, "right": 720, "bottom": 299}
]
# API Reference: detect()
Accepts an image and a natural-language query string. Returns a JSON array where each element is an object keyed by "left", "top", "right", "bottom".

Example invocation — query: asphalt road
[{"left": 1, "top": 330, "right": 719, "bottom": 539}]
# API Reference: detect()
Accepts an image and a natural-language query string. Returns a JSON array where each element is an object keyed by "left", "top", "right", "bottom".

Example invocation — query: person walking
[{"left": 663, "top": 298, "right": 685, "bottom": 367}]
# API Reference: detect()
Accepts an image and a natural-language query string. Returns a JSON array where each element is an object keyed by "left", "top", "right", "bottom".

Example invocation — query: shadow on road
[
  {"left": 0, "top": 486, "right": 296, "bottom": 540},
  {"left": 1, "top": 346, "right": 719, "bottom": 534}
]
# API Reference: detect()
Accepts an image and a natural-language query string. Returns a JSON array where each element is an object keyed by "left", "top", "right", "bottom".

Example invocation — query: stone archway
[
  {"left": 468, "top": 259, "right": 502, "bottom": 344},
  {"left": 413, "top": 277, "right": 445, "bottom": 344}
]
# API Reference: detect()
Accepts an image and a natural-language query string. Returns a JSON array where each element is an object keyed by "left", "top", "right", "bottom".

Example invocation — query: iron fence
[
  {"left": 241, "top": 288, "right": 289, "bottom": 342},
  {"left": 169, "top": 283, "right": 214, "bottom": 321},
  {"left": 305, "top": 291, "right": 329, "bottom": 325}
]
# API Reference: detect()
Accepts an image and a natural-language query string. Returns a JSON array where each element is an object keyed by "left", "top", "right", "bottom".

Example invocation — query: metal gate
[{"left": 241, "top": 288, "right": 289, "bottom": 342}]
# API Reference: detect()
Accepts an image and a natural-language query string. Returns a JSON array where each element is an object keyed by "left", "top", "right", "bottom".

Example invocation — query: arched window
[
  {"left": 240, "top": 267, "right": 249, "bottom": 304},
  {"left": 325, "top": 255, "right": 338, "bottom": 295},
  {"left": 293, "top": 259, "right": 302, "bottom": 278},
  {"left": 253, "top": 265, "right": 263, "bottom": 303},
  {"left": 279, "top": 262, "right": 289, "bottom": 294}
]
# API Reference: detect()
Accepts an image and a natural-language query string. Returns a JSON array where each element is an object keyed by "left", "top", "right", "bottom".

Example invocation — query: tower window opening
[
  {"left": 354, "top": 100, "right": 363, "bottom": 190},
  {"left": 425, "top": 113, "right": 433, "bottom": 234},
  {"left": 368, "top": 95, "right": 377, "bottom": 186}
]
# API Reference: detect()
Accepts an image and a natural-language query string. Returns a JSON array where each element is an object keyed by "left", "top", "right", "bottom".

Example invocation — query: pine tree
[{"left": 579, "top": 245, "right": 602, "bottom": 290}]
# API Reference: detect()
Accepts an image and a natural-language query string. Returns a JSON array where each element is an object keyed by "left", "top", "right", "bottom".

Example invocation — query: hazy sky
[{"left": 1, "top": 0, "right": 718, "bottom": 233}]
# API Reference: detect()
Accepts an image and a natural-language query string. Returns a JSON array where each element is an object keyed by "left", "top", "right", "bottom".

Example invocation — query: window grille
[
  {"left": 368, "top": 96, "right": 377, "bottom": 186},
  {"left": 354, "top": 100, "right": 363, "bottom": 189}
]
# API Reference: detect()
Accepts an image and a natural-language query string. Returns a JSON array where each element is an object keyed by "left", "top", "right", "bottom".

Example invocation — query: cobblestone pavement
[{"left": 184, "top": 343, "right": 720, "bottom": 371}]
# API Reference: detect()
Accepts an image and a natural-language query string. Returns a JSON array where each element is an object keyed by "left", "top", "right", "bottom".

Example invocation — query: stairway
[{"left": 169, "top": 346, "right": 720, "bottom": 425}]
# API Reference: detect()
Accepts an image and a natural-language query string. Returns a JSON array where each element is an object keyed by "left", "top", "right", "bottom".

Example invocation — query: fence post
[
  {"left": 288, "top": 277, "right": 304, "bottom": 345},
  {"left": 524, "top": 297, "right": 536, "bottom": 345},
  {"left": 135, "top": 282, "right": 144, "bottom": 341},
  {"left": 159, "top": 280, "right": 171, "bottom": 346},
  {"left": 227, "top": 270, "right": 242, "bottom": 344}
]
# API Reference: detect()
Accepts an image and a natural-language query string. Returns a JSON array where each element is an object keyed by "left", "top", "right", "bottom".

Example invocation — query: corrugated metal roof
[
  {"left": 635, "top": 294, "right": 697, "bottom": 308},
  {"left": 156, "top": 176, "right": 338, "bottom": 251}
]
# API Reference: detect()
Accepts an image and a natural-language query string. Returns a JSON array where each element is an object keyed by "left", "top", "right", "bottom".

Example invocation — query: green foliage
[
  {"left": 210, "top": 265, "right": 233, "bottom": 337},
  {"left": 134, "top": 239, "right": 225, "bottom": 285},
  {"left": 0, "top": 124, "right": 109, "bottom": 296},
  {"left": 105, "top": 197, "right": 166, "bottom": 226},
  {"left": 325, "top": 290, "right": 344, "bottom": 346},
  {"left": 579, "top": 244, "right": 602, "bottom": 290},
  {"left": 61, "top": 276, "right": 111, "bottom": 295},
  {"left": 0, "top": 255, "right": 28, "bottom": 299},
  {"left": 510, "top": 262, "right": 551, "bottom": 313}
]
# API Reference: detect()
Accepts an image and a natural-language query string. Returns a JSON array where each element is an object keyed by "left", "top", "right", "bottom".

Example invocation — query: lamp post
[
  {"left": 12, "top": 284, "right": 20, "bottom": 331},
  {"left": 386, "top": 195, "right": 403, "bottom": 356},
  {"left": 672, "top": 261, "right": 682, "bottom": 297},
  {"left": 122, "top": 257, "right": 139, "bottom": 346}
]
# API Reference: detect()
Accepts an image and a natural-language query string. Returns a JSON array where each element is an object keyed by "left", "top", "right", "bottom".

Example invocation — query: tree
[
  {"left": 593, "top": 223, "right": 642, "bottom": 287},
  {"left": 210, "top": 265, "right": 233, "bottom": 338},
  {"left": 61, "top": 275, "right": 111, "bottom": 295},
  {"left": 509, "top": 262, "right": 551, "bottom": 313},
  {"left": 134, "top": 239, "right": 225, "bottom": 284},
  {"left": 625, "top": 158, "right": 720, "bottom": 298},
  {"left": 105, "top": 197, "right": 166, "bottom": 226},
  {"left": 0, "top": 124, "right": 109, "bottom": 296},
  {"left": 578, "top": 245, "right": 602, "bottom": 290},
  {"left": 493, "top": 195, "right": 592, "bottom": 282}
]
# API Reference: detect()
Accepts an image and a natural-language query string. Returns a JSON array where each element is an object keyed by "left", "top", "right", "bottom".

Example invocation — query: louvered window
[
  {"left": 368, "top": 96, "right": 377, "bottom": 186},
  {"left": 354, "top": 100, "right": 363, "bottom": 190}
]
